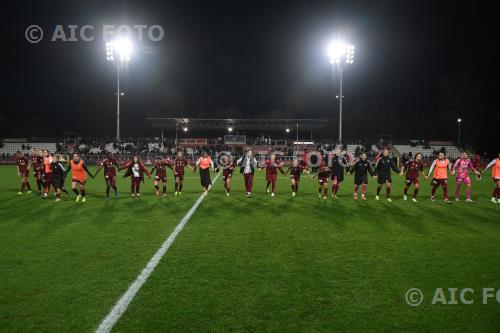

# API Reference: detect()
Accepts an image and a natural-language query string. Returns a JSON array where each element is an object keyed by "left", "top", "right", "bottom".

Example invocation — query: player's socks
[
  {"left": 26, "top": 182, "right": 32, "bottom": 191},
  {"left": 376, "top": 185, "right": 382, "bottom": 196},
  {"left": 291, "top": 185, "right": 294, "bottom": 192},
  {"left": 62, "top": 188, "right": 69, "bottom": 195},
  {"left": 466, "top": 187, "right": 471, "bottom": 200},
  {"left": 431, "top": 185, "right": 438, "bottom": 196},
  {"left": 323, "top": 187, "right": 328, "bottom": 197},
  {"left": 404, "top": 185, "right": 410, "bottom": 195},
  {"left": 454, "top": 184, "right": 461, "bottom": 199},
  {"left": 354, "top": 185, "right": 359, "bottom": 194},
  {"left": 81, "top": 189, "right": 86, "bottom": 197},
  {"left": 106, "top": 186, "right": 110, "bottom": 198},
  {"left": 73, "top": 189, "right": 79, "bottom": 195},
  {"left": 295, "top": 183, "right": 299, "bottom": 193},
  {"left": 20, "top": 183, "right": 25, "bottom": 192},
  {"left": 413, "top": 187, "right": 419, "bottom": 198},
  {"left": 386, "top": 187, "right": 391, "bottom": 198},
  {"left": 174, "top": 183, "right": 178, "bottom": 192},
  {"left": 443, "top": 186, "right": 448, "bottom": 200},
  {"left": 163, "top": 186, "right": 166, "bottom": 194},
  {"left": 272, "top": 182, "right": 276, "bottom": 194},
  {"left": 362, "top": 184, "right": 367, "bottom": 196},
  {"left": 178, "top": 184, "right": 183, "bottom": 192}
]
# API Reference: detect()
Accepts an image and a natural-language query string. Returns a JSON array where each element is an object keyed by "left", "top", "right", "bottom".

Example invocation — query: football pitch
[{"left": 1, "top": 165, "right": 499, "bottom": 332}]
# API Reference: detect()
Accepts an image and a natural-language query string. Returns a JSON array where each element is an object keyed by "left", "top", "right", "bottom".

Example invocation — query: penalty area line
[{"left": 95, "top": 172, "right": 221, "bottom": 333}]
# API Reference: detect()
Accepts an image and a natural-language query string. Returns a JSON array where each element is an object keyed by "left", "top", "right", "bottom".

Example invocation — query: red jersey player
[
  {"left": 312, "top": 161, "right": 332, "bottom": 200},
  {"left": 219, "top": 154, "right": 235, "bottom": 196},
  {"left": 15, "top": 151, "right": 32, "bottom": 195},
  {"left": 30, "top": 148, "right": 43, "bottom": 193},
  {"left": 260, "top": 154, "right": 285, "bottom": 197},
  {"left": 121, "top": 156, "right": 151, "bottom": 197},
  {"left": 150, "top": 156, "right": 173, "bottom": 197},
  {"left": 95, "top": 153, "right": 120, "bottom": 200},
  {"left": 285, "top": 159, "right": 308, "bottom": 197},
  {"left": 399, "top": 152, "right": 427, "bottom": 202},
  {"left": 173, "top": 150, "right": 194, "bottom": 195}
]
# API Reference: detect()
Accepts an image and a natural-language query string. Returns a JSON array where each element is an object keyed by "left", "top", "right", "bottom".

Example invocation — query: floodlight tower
[
  {"left": 106, "top": 38, "right": 132, "bottom": 142},
  {"left": 328, "top": 41, "right": 354, "bottom": 144}
]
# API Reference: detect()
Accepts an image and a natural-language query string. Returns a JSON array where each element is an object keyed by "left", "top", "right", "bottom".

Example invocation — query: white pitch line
[{"left": 95, "top": 172, "right": 221, "bottom": 333}]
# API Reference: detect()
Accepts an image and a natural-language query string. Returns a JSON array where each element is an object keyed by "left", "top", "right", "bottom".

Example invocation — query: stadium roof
[{"left": 147, "top": 118, "right": 328, "bottom": 130}]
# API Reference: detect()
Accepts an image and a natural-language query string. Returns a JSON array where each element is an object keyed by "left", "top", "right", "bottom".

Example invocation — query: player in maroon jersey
[
  {"left": 15, "top": 151, "right": 32, "bottom": 194},
  {"left": 284, "top": 159, "right": 309, "bottom": 197},
  {"left": 260, "top": 154, "right": 285, "bottom": 197},
  {"left": 399, "top": 152, "right": 427, "bottom": 202},
  {"left": 95, "top": 153, "right": 120, "bottom": 200},
  {"left": 30, "top": 148, "right": 44, "bottom": 193},
  {"left": 312, "top": 160, "right": 332, "bottom": 200},
  {"left": 173, "top": 150, "right": 194, "bottom": 195},
  {"left": 150, "top": 156, "right": 173, "bottom": 197},
  {"left": 120, "top": 156, "right": 151, "bottom": 197},
  {"left": 219, "top": 154, "right": 236, "bottom": 196}
]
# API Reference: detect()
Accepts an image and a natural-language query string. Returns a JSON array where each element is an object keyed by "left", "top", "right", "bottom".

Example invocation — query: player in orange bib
[
  {"left": 66, "top": 153, "right": 94, "bottom": 203},
  {"left": 483, "top": 152, "right": 500, "bottom": 204},
  {"left": 196, "top": 151, "right": 215, "bottom": 195},
  {"left": 427, "top": 152, "right": 452, "bottom": 204}
]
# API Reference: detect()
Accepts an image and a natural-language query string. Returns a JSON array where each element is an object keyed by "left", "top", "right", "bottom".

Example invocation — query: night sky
[{"left": 1, "top": 0, "right": 497, "bottom": 153}]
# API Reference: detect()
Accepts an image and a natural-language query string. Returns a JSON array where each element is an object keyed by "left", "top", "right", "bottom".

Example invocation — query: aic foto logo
[
  {"left": 25, "top": 24, "right": 165, "bottom": 44},
  {"left": 405, "top": 288, "right": 500, "bottom": 307}
]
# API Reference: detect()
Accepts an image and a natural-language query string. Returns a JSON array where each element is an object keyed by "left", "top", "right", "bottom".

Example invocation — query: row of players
[{"left": 12, "top": 148, "right": 500, "bottom": 204}]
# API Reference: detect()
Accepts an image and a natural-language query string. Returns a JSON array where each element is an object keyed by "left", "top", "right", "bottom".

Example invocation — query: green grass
[{"left": 0, "top": 165, "right": 499, "bottom": 332}]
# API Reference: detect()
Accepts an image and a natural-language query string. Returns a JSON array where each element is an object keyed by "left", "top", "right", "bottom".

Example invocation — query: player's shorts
[
  {"left": 51, "top": 176, "right": 63, "bottom": 189},
  {"left": 43, "top": 172, "right": 52, "bottom": 183},
  {"left": 432, "top": 178, "right": 447, "bottom": 187},
  {"left": 33, "top": 170, "right": 40, "bottom": 178},
  {"left": 493, "top": 177, "right": 500, "bottom": 182},
  {"left": 131, "top": 176, "right": 141, "bottom": 187},
  {"left": 318, "top": 176, "right": 328, "bottom": 184},
  {"left": 377, "top": 174, "right": 392, "bottom": 184},
  {"left": 105, "top": 173, "right": 116, "bottom": 184},
  {"left": 405, "top": 177, "right": 419, "bottom": 185},
  {"left": 72, "top": 178, "right": 86, "bottom": 185},
  {"left": 266, "top": 173, "right": 277, "bottom": 183},
  {"left": 455, "top": 176, "right": 471, "bottom": 185},
  {"left": 155, "top": 175, "right": 167, "bottom": 182},
  {"left": 174, "top": 172, "right": 184, "bottom": 181},
  {"left": 290, "top": 174, "right": 300, "bottom": 181},
  {"left": 223, "top": 170, "right": 233, "bottom": 181},
  {"left": 354, "top": 175, "right": 368, "bottom": 186},
  {"left": 331, "top": 172, "right": 344, "bottom": 183},
  {"left": 20, "top": 170, "right": 29, "bottom": 177}
]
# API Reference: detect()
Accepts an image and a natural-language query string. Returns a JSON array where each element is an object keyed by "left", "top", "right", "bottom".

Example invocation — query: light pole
[
  {"left": 106, "top": 38, "right": 132, "bottom": 142},
  {"left": 457, "top": 118, "right": 462, "bottom": 145},
  {"left": 328, "top": 41, "right": 354, "bottom": 144}
]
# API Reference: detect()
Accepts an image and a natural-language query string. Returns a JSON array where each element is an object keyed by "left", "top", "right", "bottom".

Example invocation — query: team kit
[{"left": 13, "top": 147, "right": 500, "bottom": 204}]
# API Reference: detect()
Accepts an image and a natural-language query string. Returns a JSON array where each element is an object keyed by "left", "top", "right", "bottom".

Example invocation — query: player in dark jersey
[
  {"left": 400, "top": 152, "right": 427, "bottom": 202},
  {"left": 330, "top": 150, "right": 349, "bottom": 199},
  {"left": 49, "top": 155, "right": 67, "bottom": 202},
  {"left": 285, "top": 159, "right": 308, "bottom": 197},
  {"left": 312, "top": 162, "right": 332, "bottom": 200},
  {"left": 219, "top": 153, "right": 236, "bottom": 196},
  {"left": 121, "top": 156, "right": 151, "bottom": 197},
  {"left": 15, "top": 151, "right": 32, "bottom": 195},
  {"left": 30, "top": 148, "right": 44, "bottom": 193},
  {"left": 373, "top": 148, "right": 400, "bottom": 202},
  {"left": 173, "top": 150, "right": 194, "bottom": 195},
  {"left": 260, "top": 154, "right": 285, "bottom": 197},
  {"left": 150, "top": 156, "right": 173, "bottom": 197},
  {"left": 95, "top": 153, "right": 120, "bottom": 200},
  {"left": 348, "top": 152, "right": 374, "bottom": 200}
]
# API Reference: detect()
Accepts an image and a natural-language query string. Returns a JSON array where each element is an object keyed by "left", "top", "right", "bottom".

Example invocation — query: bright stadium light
[
  {"left": 228, "top": 127, "right": 233, "bottom": 133},
  {"left": 183, "top": 127, "right": 188, "bottom": 132},
  {"left": 457, "top": 118, "right": 462, "bottom": 144},
  {"left": 286, "top": 128, "right": 290, "bottom": 133},
  {"left": 328, "top": 39, "right": 355, "bottom": 144},
  {"left": 105, "top": 38, "right": 133, "bottom": 141}
]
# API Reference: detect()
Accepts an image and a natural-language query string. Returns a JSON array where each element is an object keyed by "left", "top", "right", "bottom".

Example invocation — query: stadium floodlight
[
  {"left": 457, "top": 118, "right": 462, "bottom": 144},
  {"left": 286, "top": 128, "right": 290, "bottom": 133},
  {"left": 228, "top": 127, "right": 233, "bottom": 133},
  {"left": 183, "top": 127, "right": 188, "bottom": 132},
  {"left": 105, "top": 38, "right": 133, "bottom": 142},
  {"left": 328, "top": 40, "right": 355, "bottom": 144}
]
